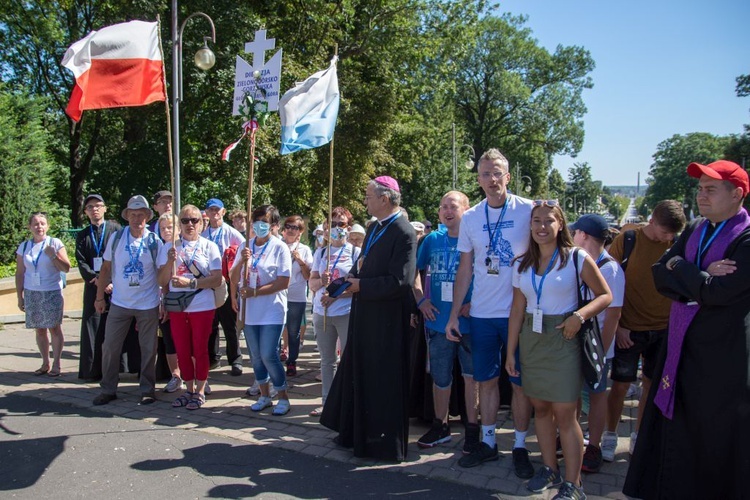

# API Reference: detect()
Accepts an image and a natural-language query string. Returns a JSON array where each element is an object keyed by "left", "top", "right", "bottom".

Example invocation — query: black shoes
[
  {"left": 512, "top": 447, "right": 535, "bottom": 478},
  {"left": 417, "top": 419, "right": 451, "bottom": 448},
  {"left": 463, "top": 423, "right": 481, "bottom": 455},
  {"left": 230, "top": 363, "right": 243, "bottom": 376},
  {"left": 458, "top": 442, "right": 499, "bottom": 468},
  {"left": 93, "top": 393, "right": 117, "bottom": 406},
  {"left": 139, "top": 393, "right": 156, "bottom": 405}
]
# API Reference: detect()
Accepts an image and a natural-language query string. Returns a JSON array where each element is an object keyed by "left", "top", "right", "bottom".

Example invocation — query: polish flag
[{"left": 62, "top": 20, "right": 166, "bottom": 122}]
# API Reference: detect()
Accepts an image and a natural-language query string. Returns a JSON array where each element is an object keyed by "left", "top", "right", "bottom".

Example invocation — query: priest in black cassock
[
  {"left": 624, "top": 160, "right": 750, "bottom": 499},
  {"left": 76, "top": 194, "right": 120, "bottom": 380},
  {"left": 321, "top": 175, "right": 417, "bottom": 462}
]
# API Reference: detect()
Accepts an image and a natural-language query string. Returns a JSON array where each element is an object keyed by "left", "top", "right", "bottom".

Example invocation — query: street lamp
[
  {"left": 451, "top": 123, "right": 474, "bottom": 189},
  {"left": 172, "top": 1, "right": 217, "bottom": 209},
  {"left": 514, "top": 164, "right": 532, "bottom": 195}
]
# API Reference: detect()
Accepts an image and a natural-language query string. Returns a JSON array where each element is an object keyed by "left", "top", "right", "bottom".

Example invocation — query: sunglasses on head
[
  {"left": 533, "top": 200, "right": 560, "bottom": 207},
  {"left": 330, "top": 221, "right": 348, "bottom": 228},
  {"left": 180, "top": 217, "right": 201, "bottom": 225},
  {"left": 284, "top": 224, "right": 300, "bottom": 231}
]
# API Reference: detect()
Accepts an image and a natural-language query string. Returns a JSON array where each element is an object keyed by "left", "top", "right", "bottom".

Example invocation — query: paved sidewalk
[{"left": 0, "top": 318, "right": 637, "bottom": 499}]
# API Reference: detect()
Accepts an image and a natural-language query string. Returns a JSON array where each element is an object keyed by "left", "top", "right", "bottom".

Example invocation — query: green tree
[
  {"left": 565, "top": 162, "right": 601, "bottom": 218},
  {"left": 645, "top": 133, "right": 730, "bottom": 215},
  {"left": 0, "top": 86, "right": 58, "bottom": 262},
  {"left": 548, "top": 168, "right": 567, "bottom": 199}
]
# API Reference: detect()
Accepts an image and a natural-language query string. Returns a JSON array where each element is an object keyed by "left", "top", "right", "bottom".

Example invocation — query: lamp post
[
  {"left": 172, "top": 1, "right": 216, "bottom": 209},
  {"left": 451, "top": 123, "right": 475, "bottom": 189},
  {"left": 514, "top": 163, "right": 532, "bottom": 195}
]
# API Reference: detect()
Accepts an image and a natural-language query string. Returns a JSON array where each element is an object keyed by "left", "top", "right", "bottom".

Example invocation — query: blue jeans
[
  {"left": 244, "top": 324, "right": 287, "bottom": 391},
  {"left": 427, "top": 328, "right": 473, "bottom": 389},
  {"left": 285, "top": 301, "right": 307, "bottom": 365}
]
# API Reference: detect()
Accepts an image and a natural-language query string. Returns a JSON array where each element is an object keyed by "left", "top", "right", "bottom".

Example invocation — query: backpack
[
  {"left": 222, "top": 244, "right": 239, "bottom": 281},
  {"left": 109, "top": 228, "right": 159, "bottom": 273},
  {"left": 23, "top": 239, "right": 67, "bottom": 288}
]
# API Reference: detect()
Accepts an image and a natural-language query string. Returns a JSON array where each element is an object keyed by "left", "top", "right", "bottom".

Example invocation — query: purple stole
[{"left": 654, "top": 208, "right": 750, "bottom": 419}]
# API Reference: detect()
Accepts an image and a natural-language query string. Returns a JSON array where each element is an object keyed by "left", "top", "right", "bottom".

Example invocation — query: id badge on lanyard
[
  {"left": 93, "top": 257, "right": 103, "bottom": 272},
  {"left": 31, "top": 272, "right": 41, "bottom": 287},
  {"left": 441, "top": 281, "right": 453, "bottom": 302},
  {"left": 249, "top": 271, "right": 258, "bottom": 289},
  {"left": 533, "top": 308, "right": 543, "bottom": 333}
]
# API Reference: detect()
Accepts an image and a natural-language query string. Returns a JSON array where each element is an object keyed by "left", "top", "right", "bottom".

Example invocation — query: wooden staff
[
  {"left": 240, "top": 125, "right": 257, "bottom": 327},
  {"left": 324, "top": 45, "right": 339, "bottom": 332}
]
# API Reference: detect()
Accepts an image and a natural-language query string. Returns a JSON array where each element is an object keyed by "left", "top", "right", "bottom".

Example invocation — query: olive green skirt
[{"left": 519, "top": 312, "right": 582, "bottom": 403}]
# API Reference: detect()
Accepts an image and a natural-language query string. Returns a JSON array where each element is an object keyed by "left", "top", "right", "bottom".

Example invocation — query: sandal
[
  {"left": 47, "top": 368, "right": 61, "bottom": 377},
  {"left": 309, "top": 406, "right": 324, "bottom": 417},
  {"left": 172, "top": 391, "right": 194, "bottom": 408},
  {"left": 34, "top": 365, "right": 50, "bottom": 376},
  {"left": 186, "top": 393, "right": 206, "bottom": 410}
]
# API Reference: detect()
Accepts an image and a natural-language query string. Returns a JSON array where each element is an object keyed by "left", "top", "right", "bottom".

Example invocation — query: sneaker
[
  {"left": 92, "top": 393, "right": 117, "bottom": 406},
  {"left": 417, "top": 419, "right": 451, "bottom": 448},
  {"left": 457, "top": 442, "right": 498, "bottom": 468},
  {"left": 251, "top": 396, "right": 273, "bottom": 411},
  {"left": 512, "top": 448, "right": 535, "bottom": 479},
  {"left": 204, "top": 382, "right": 211, "bottom": 395},
  {"left": 247, "top": 380, "right": 261, "bottom": 396},
  {"left": 272, "top": 398, "right": 291, "bottom": 415},
  {"left": 552, "top": 480, "right": 587, "bottom": 500},
  {"left": 230, "top": 363, "right": 243, "bottom": 376},
  {"left": 629, "top": 431, "right": 637, "bottom": 455},
  {"left": 527, "top": 465, "right": 563, "bottom": 493},
  {"left": 163, "top": 376, "right": 184, "bottom": 393},
  {"left": 581, "top": 444, "right": 603, "bottom": 473},
  {"left": 601, "top": 431, "right": 617, "bottom": 462},
  {"left": 463, "top": 423, "right": 480, "bottom": 455},
  {"left": 286, "top": 362, "right": 297, "bottom": 377},
  {"left": 209, "top": 359, "right": 221, "bottom": 370},
  {"left": 583, "top": 429, "right": 590, "bottom": 447}
]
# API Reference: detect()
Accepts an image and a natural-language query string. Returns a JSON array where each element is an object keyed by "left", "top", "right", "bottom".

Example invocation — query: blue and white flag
[{"left": 279, "top": 56, "right": 339, "bottom": 155}]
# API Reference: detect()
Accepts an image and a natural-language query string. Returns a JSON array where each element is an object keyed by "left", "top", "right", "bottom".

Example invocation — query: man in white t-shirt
[
  {"left": 445, "top": 149, "right": 535, "bottom": 478},
  {"left": 93, "top": 195, "right": 164, "bottom": 406},
  {"left": 202, "top": 198, "right": 246, "bottom": 374}
]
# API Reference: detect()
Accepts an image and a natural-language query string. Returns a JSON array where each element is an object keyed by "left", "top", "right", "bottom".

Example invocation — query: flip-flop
[
  {"left": 34, "top": 366, "right": 50, "bottom": 376},
  {"left": 309, "top": 406, "right": 324, "bottom": 417},
  {"left": 47, "top": 369, "right": 61, "bottom": 377}
]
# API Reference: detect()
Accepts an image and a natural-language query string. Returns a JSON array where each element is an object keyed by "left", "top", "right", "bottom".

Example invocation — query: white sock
[
  {"left": 514, "top": 429, "right": 527, "bottom": 449},
  {"left": 482, "top": 425, "right": 496, "bottom": 447}
]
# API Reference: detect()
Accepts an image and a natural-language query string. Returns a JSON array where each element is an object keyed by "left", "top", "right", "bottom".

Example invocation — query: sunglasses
[
  {"left": 284, "top": 224, "right": 300, "bottom": 231},
  {"left": 330, "top": 221, "right": 348, "bottom": 228},
  {"left": 533, "top": 200, "right": 560, "bottom": 207},
  {"left": 180, "top": 217, "right": 201, "bottom": 225}
]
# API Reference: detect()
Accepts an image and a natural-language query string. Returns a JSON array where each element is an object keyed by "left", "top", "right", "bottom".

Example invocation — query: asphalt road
[{"left": 0, "top": 393, "right": 498, "bottom": 499}]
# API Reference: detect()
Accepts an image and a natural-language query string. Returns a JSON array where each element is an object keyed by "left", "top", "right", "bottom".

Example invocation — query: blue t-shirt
[{"left": 416, "top": 229, "right": 472, "bottom": 334}]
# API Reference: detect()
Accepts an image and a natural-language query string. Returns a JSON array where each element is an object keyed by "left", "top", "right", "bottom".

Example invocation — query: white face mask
[
  {"left": 316, "top": 234, "right": 325, "bottom": 245},
  {"left": 331, "top": 227, "right": 348, "bottom": 241}
]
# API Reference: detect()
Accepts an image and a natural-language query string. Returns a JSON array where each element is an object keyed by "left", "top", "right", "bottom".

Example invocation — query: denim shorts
[
  {"left": 427, "top": 328, "right": 473, "bottom": 389},
  {"left": 469, "top": 316, "right": 521, "bottom": 385}
]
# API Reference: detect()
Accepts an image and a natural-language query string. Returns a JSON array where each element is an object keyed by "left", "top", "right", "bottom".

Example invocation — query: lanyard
[
  {"left": 251, "top": 238, "right": 269, "bottom": 271},
  {"left": 90, "top": 222, "right": 106, "bottom": 256},
  {"left": 125, "top": 230, "right": 146, "bottom": 268},
  {"left": 595, "top": 251, "right": 605, "bottom": 265},
  {"left": 208, "top": 225, "right": 223, "bottom": 247},
  {"left": 363, "top": 212, "right": 401, "bottom": 258},
  {"left": 32, "top": 238, "right": 48, "bottom": 271},
  {"left": 484, "top": 199, "right": 508, "bottom": 255},
  {"left": 443, "top": 235, "right": 459, "bottom": 278},
  {"left": 531, "top": 248, "right": 559, "bottom": 306},
  {"left": 696, "top": 221, "right": 726, "bottom": 269},
  {"left": 329, "top": 245, "right": 345, "bottom": 272},
  {"left": 180, "top": 238, "right": 200, "bottom": 270}
]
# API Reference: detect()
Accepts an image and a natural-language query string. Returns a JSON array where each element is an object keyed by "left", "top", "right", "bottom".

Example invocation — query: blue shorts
[
  {"left": 469, "top": 316, "right": 521, "bottom": 385},
  {"left": 427, "top": 328, "right": 473, "bottom": 389}
]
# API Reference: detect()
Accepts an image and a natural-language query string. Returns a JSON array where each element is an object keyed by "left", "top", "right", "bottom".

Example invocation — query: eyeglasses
[
  {"left": 533, "top": 200, "right": 560, "bottom": 207},
  {"left": 180, "top": 217, "right": 201, "bottom": 225},
  {"left": 85, "top": 204, "right": 105, "bottom": 210},
  {"left": 284, "top": 224, "right": 300, "bottom": 231},
  {"left": 330, "top": 221, "right": 348, "bottom": 228}
]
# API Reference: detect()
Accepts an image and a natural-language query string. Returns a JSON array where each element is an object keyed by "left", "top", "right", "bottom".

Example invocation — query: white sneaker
[
  {"left": 245, "top": 381, "right": 277, "bottom": 398},
  {"left": 163, "top": 376, "right": 184, "bottom": 393},
  {"left": 601, "top": 431, "right": 618, "bottom": 462},
  {"left": 629, "top": 431, "right": 638, "bottom": 455},
  {"left": 204, "top": 381, "right": 211, "bottom": 395}
]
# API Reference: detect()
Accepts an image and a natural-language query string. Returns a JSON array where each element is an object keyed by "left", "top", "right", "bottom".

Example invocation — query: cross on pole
[{"left": 244, "top": 29, "right": 275, "bottom": 68}]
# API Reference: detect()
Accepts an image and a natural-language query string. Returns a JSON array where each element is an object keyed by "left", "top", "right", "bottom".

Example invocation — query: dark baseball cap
[
  {"left": 570, "top": 214, "right": 609, "bottom": 240},
  {"left": 84, "top": 194, "right": 104, "bottom": 205},
  {"left": 153, "top": 190, "right": 173, "bottom": 204}
]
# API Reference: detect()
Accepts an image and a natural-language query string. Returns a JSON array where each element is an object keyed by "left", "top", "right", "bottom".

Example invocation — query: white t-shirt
[
  {"left": 17, "top": 237, "right": 65, "bottom": 292},
  {"left": 103, "top": 228, "right": 163, "bottom": 310},
  {"left": 157, "top": 237, "right": 222, "bottom": 313},
  {"left": 202, "top": 223, "right": 245, "bottom": 255},
  {"left": 231, "top": 236, "right": 292, "bottom": 325},
  {"left": 587, "top": 250, "right": 625, "bottom": 359},
  {"left": 312, "top": 243, "right": 359, "bottom": 317},
  {"left": 286, "top": 241, "right": 313, "bottom": 303},
  {"left": 457, "top": 196, "right": 533, "bottom": 318},
  {"left": 513, "top": 248, "right": 588, "bottom": 315}
]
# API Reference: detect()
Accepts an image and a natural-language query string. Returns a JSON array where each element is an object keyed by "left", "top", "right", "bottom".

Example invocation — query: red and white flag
[{"left": 62, "top": 20, "right": 166, "bottom": 122}]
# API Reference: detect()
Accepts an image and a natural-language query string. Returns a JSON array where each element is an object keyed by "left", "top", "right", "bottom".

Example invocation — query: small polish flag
[{"left": 62, "top": 20, "right": 166, "bottom": 122}]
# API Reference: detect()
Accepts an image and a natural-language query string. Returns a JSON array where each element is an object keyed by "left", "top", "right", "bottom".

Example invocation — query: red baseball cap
[{"left": 687, "top": 160, "right": 749, "bottom": 196}]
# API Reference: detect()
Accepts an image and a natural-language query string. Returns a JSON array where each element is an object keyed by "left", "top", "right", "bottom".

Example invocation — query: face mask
[
  {"left": 253, "top": 221, "right": 270, "bottom": 238},
  {"left": 316, "top": 234, "right": 325, "bottom": 245},
  {"left": 331, "top": 227, "right": 348, "bottom": 241}
]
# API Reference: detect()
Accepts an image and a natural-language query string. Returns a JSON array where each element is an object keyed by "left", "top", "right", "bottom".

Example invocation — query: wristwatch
[
  {"left": 189, "top": 278, "right": 197, "bottom": 290},
  {"left": 666, "top": 256, "right": 683, "bottom": 271}
]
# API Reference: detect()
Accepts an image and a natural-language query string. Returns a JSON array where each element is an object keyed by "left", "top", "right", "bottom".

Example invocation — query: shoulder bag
[{"left": 572, "top": 248, "right": 607, "bottom": 391}]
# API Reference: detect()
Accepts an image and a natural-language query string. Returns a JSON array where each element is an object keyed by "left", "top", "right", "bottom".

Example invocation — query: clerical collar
[{"left": 378, "top": 211, "right": 400, "bottom": 225}]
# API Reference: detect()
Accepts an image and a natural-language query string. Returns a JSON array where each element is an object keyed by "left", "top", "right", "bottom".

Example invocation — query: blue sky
[{"left": 498, "top": 0, "right": 750, "bottom": 187}]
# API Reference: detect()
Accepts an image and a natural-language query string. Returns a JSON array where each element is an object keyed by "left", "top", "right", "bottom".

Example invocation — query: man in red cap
[
  {"left": 321, "top": 175, "right": 417, "bottom": 462},
  {"left": 624, "top": 160, "right": 750, "bottom": 499}
]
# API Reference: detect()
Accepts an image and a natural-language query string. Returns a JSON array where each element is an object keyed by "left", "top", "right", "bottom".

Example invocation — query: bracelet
[
  {"left": 95, "top": 298, "right": 106, "bottom": 303},
  {"left": 417, "top": 297, "right": 427, "bottom": 307},
  {"left": 572, "top": 311, "right": 585, "bottom": 324}
]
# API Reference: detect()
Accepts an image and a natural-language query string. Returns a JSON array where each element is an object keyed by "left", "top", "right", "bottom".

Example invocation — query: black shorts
[
  {"left": 611, "top": 329, "right": 666, "bottom": 382},
  {"left": 160, "top": 319, "right": 175, "bottom": 355}
]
